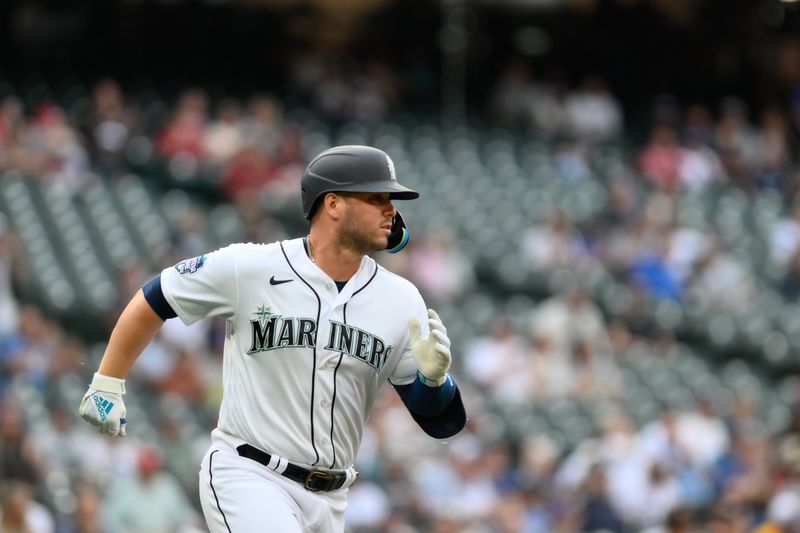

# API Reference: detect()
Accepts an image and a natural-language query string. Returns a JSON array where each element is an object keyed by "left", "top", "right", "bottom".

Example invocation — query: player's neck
[{"left": 306, "top": 231, "right": 362, "bottom": 282}]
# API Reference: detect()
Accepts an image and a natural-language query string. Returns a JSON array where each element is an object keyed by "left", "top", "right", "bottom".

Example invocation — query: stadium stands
[{"left": 2, "top": 77, "right": 800, "bottom": 531}]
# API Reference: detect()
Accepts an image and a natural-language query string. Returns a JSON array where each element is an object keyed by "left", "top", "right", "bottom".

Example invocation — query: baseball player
[{"left": 79, "top": 145, "right": 467, "bottom": 532}]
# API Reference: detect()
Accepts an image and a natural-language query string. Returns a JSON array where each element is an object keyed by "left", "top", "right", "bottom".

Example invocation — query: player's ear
[{"left": 323, "top": 192, "right": 347, "bottom": 221}]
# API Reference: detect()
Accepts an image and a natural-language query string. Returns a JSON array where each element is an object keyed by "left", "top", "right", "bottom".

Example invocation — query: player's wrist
[
  {"left": 417, "top": 370, "right": 447, "bottom": 387},
  {"left": 91, "top": 372, "right": 127, "bottom": 394}
]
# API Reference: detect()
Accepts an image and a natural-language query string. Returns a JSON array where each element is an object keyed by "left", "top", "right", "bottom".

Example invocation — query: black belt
[{"left": 236, "top": 444, "right": 349, "bottom": 492}]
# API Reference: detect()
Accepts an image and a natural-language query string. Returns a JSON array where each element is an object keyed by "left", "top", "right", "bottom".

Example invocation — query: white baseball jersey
[{"left": 160, "top": 237, "right": 428, "bottom": 470}]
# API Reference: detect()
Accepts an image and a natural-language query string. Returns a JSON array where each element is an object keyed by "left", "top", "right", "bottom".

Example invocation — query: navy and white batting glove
[
  {"left": 79, "top": 372, "right": 128, "bottom": 437},
  {"left": 408, "top": 309, "right": 452, "bottom": 387}
]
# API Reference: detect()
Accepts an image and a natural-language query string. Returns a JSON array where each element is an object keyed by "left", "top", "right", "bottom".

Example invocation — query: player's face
[{"left": 338, "top": 192, "right": 396, "bottom": 254}]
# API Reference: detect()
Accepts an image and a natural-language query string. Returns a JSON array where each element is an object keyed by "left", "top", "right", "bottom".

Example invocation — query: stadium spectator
[
  {"left": 30, "top": 405, "right": 90, "bottom": 476},
  {"left": 664, "top": 223, "right": 711, "bottom": 286},
  {"left": 489, "top": 60, "right": 539, "bottom": 130},
  {"left": 780, "top": 250, "right": 800, "bottom": 299},
  {"left": 715, "top": 97, "right": 760, "bottom": 191},
  {"left": 678, "top": 129, "right": 726, "bottom": 191},
  {"left": 528, "top": 324, "right": 574, "bottom": 399},
  {"left": 530, "top": 287, "right": 611, "bottom": 362},
  {"left": 33, "top": 103, "right": 89, "bottom": 191},
  {"left": 91, "top": 79, "right": 137, "bottom": 175},
  {"left": 344, "top": 479, "right": 392, "bottom": 532},
  {"left": 0, "top": 96, "right": 24, "bottom": 172},
  {"left": 640, "top": 125, "right": 683, "bottom": 192},
  {"left": 156, "top": 89, "right": 208, "bottom": 160},
  {"left": 0, "top": 216, "right": 25, "bottom": 337},
  {"left": 754, "top": 106, "right": 793, "bottom": 190},
  {"left": 553, "top": 137, "right": 593, "bottom": 182},
  {"left": 579, "top": 464, "right": 624, "bottom": 533},
  {"left": 564, "top": 77, "right": 624, "bottom": 143},
  {"left": 641, "top": 507, "right": 697, "bottom": 533},
  {"left": 155, "top": 349, "right": 209, "bottom": 403},
  {"left": 764, "top": 469, "right": 800, "bottom": 531},
  {"left": 240, "top": 95, "right": 282, "bottom": 152},
  {"left": 102, "top": 446, "right": 201, "bottom": 532},
  {"left": 465, "top": 318, "right": 531, "bottom": 401},
  {"left": 522, "top": 210, "right": 587, "bottom": 271},
  {"left": 71, "top": 482, "right": 104, "bottom": 533},
  {"left": 770, "top": 209, "right": 800, "bottom": 271},
  {"left": 683, "top": 103, "right": 716, "bottom": 148},
  {"left": 631, "top": 239, "right": 684, "bottom": 302},
  {"left": 689, "top": 245, "right": 757, "bottom": 310},
  {"left": 0, "top": 401, "right": 41, "bottom": 485},
  {"left": 2, "top": 305, "right": 60, "bottom": 390},
  {"left": 203, "top": 98, "right": 245, "bottom": 164},
  {"left": 221, "top": 146, "right": 276, "bottom": 199},
  {"left": 408, "top": 229, "right": 475, "bottom": 303},
  {"left": 571, "top": 340, "right": 622, "bottom": 399},
  {"left": 0, "top": 481, "right": 54, "bottom": 533}
]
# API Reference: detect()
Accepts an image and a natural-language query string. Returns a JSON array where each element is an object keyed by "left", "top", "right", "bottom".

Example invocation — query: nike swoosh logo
[{"left": 269, "top": 276, "right": 293, "bottom": 286}]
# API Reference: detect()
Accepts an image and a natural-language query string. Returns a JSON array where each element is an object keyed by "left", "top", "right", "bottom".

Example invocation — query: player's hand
[
  {"left": 79, "top": 372, "right": 128, "bottom": 437},
  {"left": 408, "top": 309, "right": 452, "bottom": 387}
]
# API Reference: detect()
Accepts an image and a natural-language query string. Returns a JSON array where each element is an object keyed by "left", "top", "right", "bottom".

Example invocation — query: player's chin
[{"left": 371, "top": 232, "right": 389, "bottom": 251}]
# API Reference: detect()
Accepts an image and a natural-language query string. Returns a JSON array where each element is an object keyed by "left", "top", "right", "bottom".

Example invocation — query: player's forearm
[
  {"left": 97, "top": 289, "right": 164, "bottom": 378},
  {"left": 393, "top": 372, "right": 456, "bottom": 414}
]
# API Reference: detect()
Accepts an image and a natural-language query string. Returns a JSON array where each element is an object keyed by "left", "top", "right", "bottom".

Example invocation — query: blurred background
[{"left": 1, "top": 0, "right": 800, "bottom": 531}]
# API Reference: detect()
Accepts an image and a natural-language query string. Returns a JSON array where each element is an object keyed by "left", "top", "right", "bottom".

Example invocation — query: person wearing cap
[{"left": 77, "top": 145, "right": 467, "bottom": 532}]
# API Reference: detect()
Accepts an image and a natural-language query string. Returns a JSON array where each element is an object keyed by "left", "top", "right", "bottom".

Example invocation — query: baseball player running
[{"left": 79, "top": 145, "right": 467, "bottom": 532}]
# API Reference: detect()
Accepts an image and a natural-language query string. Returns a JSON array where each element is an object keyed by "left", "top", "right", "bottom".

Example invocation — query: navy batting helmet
[
  {"left": 301, "top": 145, "right": 418, "bottom": 253},
  {"left": 301, "top": 145, "right": 419, "bottom": 219}
]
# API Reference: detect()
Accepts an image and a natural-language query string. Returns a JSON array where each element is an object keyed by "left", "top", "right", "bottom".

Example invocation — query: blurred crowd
[
  {"left": 499, "top": 65, "right": 800, "bottom": 315},
  {"left": 0, "top": 68, "right": 800, "bottom": 533},
  {"left": 5, "top": 253, "right": 800, "bottom": 533}
]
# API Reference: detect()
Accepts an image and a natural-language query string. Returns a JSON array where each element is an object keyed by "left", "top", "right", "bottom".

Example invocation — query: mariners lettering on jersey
[
  {"left": 247, "top": 305, "right": 316, "bottom": 354},
  {"left": 247, "top": 305, "right": 393, "bottom": 373},
  {"left": 325, "top": 320, "right": 393, "bottom": 374}
]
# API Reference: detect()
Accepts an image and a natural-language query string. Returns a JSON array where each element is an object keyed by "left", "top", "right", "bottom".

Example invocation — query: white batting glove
[
  {"left": 79, "top": 372, "right": 128, "bottom": 437},
  {"left": 408, "top": 309, "right": 452, "bottom": 387}
]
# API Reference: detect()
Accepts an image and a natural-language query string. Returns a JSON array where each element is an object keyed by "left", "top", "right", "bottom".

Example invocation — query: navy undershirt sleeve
[
  {"left": 141, "top": 273, "right": 178, "bottom": 320},
  {"left": 393, "top": 374, "right": 467, "bottom": 439},
  {"left": 403, "top": 373, "right": 456, "bottom": 416}
]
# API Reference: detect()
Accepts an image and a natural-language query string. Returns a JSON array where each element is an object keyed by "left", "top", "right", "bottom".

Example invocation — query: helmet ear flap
[{"left": 386, "top": 210, "right": 410, "bottom": 254}]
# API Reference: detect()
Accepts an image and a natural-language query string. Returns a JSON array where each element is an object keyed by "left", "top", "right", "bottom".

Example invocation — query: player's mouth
[{"left": 380, "top": 221, "right": 392, "bottom": 232}]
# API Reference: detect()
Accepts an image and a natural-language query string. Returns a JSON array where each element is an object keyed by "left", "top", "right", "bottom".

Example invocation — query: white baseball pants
[{"left": 198, "top": 445, "right": 349, "bottom": 533}]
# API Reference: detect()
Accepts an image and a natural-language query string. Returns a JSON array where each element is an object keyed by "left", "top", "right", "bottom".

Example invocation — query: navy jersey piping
[
  {"left": 280, "top": 241, "right": 321, "bottom": 466},
  {"left": 328, "top": 354, "right": 344, "bottom": 468},
  {"left": 353, "top": 264, "right": 379, "bottom": 297},
  {"left": 329, "top": 263, "right": 378, "bottom": 468},
  {"left": 208, "top": 450, "right": 233, "bottom": 533}
]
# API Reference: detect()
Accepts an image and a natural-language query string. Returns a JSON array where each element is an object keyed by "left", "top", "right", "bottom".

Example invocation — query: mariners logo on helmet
[{"left": 386, "top": 155, "right": 396, "bottom": 181}]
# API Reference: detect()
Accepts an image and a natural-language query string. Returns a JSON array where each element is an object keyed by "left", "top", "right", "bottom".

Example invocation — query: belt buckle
[{"left": 304, "top": 470, "right": 335, "bottom": 492}]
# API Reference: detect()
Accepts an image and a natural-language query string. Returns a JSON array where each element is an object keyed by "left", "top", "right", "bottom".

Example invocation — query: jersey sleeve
[
  {"left": 159, "top": 244, "right": 241, "bottom": 325},
  {"left": 388, "top": 294, "right": 429, "bottom": 386}
]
